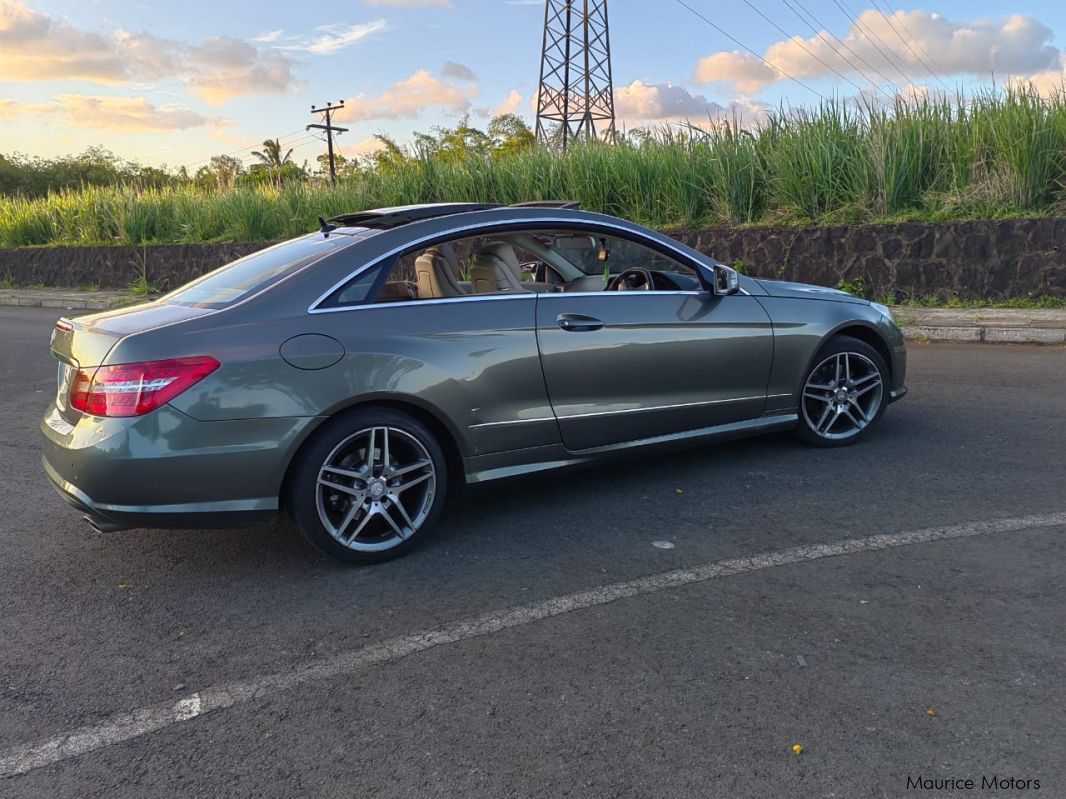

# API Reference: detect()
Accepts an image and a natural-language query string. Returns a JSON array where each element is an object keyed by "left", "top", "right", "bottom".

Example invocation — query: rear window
[{"left": 161, "top": 233, "right": 354, "bottom": 309}]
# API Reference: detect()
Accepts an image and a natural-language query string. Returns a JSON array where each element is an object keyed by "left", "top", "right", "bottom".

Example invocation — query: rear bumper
[
  {"left": 41, "top": 403, "right": 322, "bottom": 530},
  {"left": 44, "top": 457, "right": 277, "bottom": 531}
]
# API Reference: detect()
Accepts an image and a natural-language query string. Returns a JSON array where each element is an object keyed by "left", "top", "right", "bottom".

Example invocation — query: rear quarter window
[{"left": 162, "top": 233, "right": 354, "bottom": 309}]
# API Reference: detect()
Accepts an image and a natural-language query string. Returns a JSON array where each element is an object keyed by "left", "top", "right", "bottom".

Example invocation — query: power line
[
  {"left": 738, "top": 0, "right": 869, "bottom": 95},
  {"left": 671, "top": 0, "right": 828, "bottom": 101},
  {"left": 867, "top": 0, "right": 951, "bottom": 91},
  {"left": 184, "top": 128, "right": 309, "bottom": 170},
  {"left": 831, "top": 0, "right": 918, "bottom": 87},
  {"left": 782, "top": 0, "right": 903, "bottom": 96}
]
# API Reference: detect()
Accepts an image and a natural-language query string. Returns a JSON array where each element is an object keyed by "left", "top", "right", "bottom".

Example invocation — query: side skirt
[{"left": 463, "top": 412, "right": 799, "bottom": 485}]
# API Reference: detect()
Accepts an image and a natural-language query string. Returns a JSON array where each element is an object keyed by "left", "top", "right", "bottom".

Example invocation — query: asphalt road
[{"left": 1, "top": 306, "right": 1064, "bottom": 798}]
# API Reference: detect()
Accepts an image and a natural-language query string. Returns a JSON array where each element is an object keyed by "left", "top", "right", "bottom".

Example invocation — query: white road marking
[{"left": 2, "top": 510, "right": 1064, "bottom": 779}]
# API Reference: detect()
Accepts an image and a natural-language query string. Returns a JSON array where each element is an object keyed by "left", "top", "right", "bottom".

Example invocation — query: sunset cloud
[
  {"left": 334, "top": 69, "right": 478, "bottom": 121},
  {"left": 0, "top": 0, "right": 300, "bottom": 103},
  {"left": 0, "top": 94, "right": 219, "bottom": 132},
  {"left": 693, "top": 10, "right": 1061, "bottom": 93}
]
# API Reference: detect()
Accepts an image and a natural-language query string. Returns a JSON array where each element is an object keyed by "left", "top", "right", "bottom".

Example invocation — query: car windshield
[{"left": 162, "top": 232, "right": 362, "bottom": 309}]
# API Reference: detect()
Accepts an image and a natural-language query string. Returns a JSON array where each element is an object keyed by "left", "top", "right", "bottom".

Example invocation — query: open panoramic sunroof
[{"left": 325, "top": 200, "right": 582, "bottom": 230}]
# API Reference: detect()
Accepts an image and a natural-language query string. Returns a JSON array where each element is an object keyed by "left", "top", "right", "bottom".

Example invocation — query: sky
[{"left": 2, "top": 0, "right": 1066, "bottom": 170}]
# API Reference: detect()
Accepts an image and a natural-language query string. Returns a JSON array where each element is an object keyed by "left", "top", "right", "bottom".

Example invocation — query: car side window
[{"left": 370, "top": 234, "right": 549, "bottom": 303}]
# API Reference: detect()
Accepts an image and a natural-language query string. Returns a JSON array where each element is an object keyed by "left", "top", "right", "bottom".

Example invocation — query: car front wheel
[
  {"left": 795, "top": 335, "right": 888, "bottom": 447},
  {"left": 288, "top": 408, "right": 447, "bottom": 564}
]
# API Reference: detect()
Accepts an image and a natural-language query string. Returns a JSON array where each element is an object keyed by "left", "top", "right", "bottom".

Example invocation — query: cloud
[
  {"left": 340, "top": 136, "right": 389, "bottom": 158},
  {"left": 363, "top": 0, "right": 451, "bottom": 6},
  {"left": 0, "top": 1, "right": 299, "bottom": 103},
  {"left": 253, "top": 29, "right": 283, "bottom": 43},
  {"left": 694, "top": 52, "right": 779, "bottom": 95},
  {"left": 1016, "top": 54, "right": 1066, "bottom": 96},
  {"left": 0, "top": 94, "right": 218, "bottom": 132},
  {"left": 280, "top": 21, "right": 387, "bottom": 55},
  {"left": 693, "top": 10, "right": 1061, "bottom": 93},
  {"left": 442, "top": 60, "right": 476, "bottom": 81},
  {"left": 495, "top": 89, "right": 522, "bottom": 115},
  {"left": 334, "top": 69, "right": 478, "bottom": 121},
  {"left": 612, "top": 80, "right": 770, "bottom": 129}
]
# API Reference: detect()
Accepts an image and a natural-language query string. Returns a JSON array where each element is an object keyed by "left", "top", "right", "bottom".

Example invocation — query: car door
[{"left": 535, "top": 235, "right": 774, "bottom": 451}]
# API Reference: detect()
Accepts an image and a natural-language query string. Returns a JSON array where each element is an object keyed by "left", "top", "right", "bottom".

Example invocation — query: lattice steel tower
[{"left": 535, "top": 0, "right": 616, "bottom": 149}]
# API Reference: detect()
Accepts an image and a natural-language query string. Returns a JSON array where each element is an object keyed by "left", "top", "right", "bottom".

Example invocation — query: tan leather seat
[
  {"left": 415, "top": 243, "right": 466, "bottom": 299},
  {"left": 471, "top": 243, "right": 539, "bottom": 294}
]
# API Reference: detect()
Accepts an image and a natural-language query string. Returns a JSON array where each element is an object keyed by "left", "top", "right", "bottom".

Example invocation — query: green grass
[{"left": 4, "top": 87, "right": 1066, "bottom": 247}]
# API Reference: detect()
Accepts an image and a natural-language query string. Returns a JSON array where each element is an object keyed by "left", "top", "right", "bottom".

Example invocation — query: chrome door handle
[{"left": 557, "top": 313, "right": 604, "bottom": 332}]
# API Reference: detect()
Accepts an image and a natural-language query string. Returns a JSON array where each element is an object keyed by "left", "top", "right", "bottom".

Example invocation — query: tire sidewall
[
  {"left": 287, "top": 408, "right": 448, "bottom": 564},
  {"left": 795, "top": 335, "right": 890, "bottom": 448}
]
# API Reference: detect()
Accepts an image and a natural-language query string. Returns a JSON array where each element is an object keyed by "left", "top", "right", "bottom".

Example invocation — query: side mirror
[{"left": 696, "top": 261, "right": 741, "bottom": 295}]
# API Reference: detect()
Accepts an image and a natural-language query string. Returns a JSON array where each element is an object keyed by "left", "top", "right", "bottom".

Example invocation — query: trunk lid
[{"left": 49, "top": 300, "right": 214, "bottom": 422}]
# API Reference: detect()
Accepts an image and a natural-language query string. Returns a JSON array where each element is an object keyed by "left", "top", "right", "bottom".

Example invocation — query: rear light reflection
[{"left": 69, "top": 356, "right": 220, "bottom": 417}]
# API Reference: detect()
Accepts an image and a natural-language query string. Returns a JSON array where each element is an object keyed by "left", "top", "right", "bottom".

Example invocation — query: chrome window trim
[{"left": 307, "top": 215, "right": 718, "bottom": 314}]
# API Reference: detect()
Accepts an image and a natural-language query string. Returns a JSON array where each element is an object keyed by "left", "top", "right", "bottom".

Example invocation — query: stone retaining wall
[{"left": 1, "top": 219, "right": 1063, "bottom": 299}]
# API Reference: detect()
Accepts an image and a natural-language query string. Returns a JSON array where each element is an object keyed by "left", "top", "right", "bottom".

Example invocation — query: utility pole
[{"left": 308, "top": 101, "right": 349, "bottom": 187}]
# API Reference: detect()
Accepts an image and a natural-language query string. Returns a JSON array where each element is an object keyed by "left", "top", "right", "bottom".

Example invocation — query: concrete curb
[
  {"left": 0, "top": 290, "right": 128, "bottom": 311},
  {"left": 903, "top": 326, "right": 1065, "bottom": 345}
]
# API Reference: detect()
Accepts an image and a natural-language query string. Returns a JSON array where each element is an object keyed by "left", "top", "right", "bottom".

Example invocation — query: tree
[
  {"left": 203, "top": 155, "right": 245, "bottom": 190},
  {"left": 250, "top": 138, "right": 293, "bottom": 187},
  {"left": 488, "top": 114, "right": 536, "bottom": 158}
]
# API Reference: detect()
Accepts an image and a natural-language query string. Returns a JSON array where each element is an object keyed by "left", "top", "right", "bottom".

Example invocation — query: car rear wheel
[
  {"left": 288, "top": 408, "right": 447, "bottom": 564},
  {"left": 795, "top": 335, "right": 888, "bottom": 447}
]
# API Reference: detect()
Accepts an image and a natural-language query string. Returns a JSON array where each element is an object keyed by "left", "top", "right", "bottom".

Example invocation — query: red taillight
[{"left": 69, "top": 356, "right": 220, "bottom": 417}]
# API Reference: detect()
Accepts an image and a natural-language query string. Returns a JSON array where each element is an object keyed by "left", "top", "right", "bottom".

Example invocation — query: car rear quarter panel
[{"left": 110, "top": 298, "right": 558, "bottom": 461}]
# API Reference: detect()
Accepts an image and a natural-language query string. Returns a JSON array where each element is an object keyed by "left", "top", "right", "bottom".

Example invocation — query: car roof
[{"left": 327, "top": 201, "right": 580, "bottom": 230}]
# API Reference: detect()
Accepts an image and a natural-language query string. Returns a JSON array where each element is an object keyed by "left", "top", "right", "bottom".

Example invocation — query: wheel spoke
[
  {"left": 317, "top": 478, "right": 364, "bottom": 497},
  {"left": 850, "top": 371, "right": 879, "bottom": 388},
  {"left": 321, "top": 464, "right": 367, "bottom": 481},
  {"left": 394, "top": 471, "right": 432, "bottom": 493},
  {"left": 848, "top": 399, "right": 868, "bottom": 422},
  {"left": 806, "top": 381, "right": 834, "bottom": 391},
  {"left": 854, "top": 379, "right": 882, "bottom": 398},
  {"left": 335, "top": 498, "right": 365, "bottom": 537},
  {"left": 382, "top": 427, "right": 390, "bottom": 473},
  {"left": 379, "top": 504, "right": 406, "bottom": 539},
  {"left": 389, "top": 459, "right": 431, "bottom": 477},
  {"left": 389, "top": 494, "right": 415, "bottom": 531},
  {"left": 815, "top": 404, "right": 835, "bottom": 433},
  {"left": 365, "top": 427, "right": 377, "bottom": 472},
  {"left": 347, "top": 504, "right": 377, "bottom": 541},
  {"left": 804, "top": 389, "right": 833, "bottom": 403},
  {"left": 840, "top": 405, "right": 863, "bottom": 429}
]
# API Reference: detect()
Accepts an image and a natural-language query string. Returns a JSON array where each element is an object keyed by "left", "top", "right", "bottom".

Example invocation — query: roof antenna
[{"left": 318, "top": 216, "right": 337, "bottom": 237}]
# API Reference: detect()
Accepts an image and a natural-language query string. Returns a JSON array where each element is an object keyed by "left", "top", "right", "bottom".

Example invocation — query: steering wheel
[{"left": 606, "top": 267, "right": 655, "bottom": 292}]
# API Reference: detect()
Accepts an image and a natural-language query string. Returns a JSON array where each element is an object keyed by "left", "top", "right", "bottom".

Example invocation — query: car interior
[{"left": 374, "top": 231, "right": 703, "bottom": 303}]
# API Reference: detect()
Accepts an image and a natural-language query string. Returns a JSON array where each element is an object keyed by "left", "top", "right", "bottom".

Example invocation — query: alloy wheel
[
  {"left": 801, "top": 351, "right": 884, "bottom": 441},
  {"left": 315, "top": 426, "right": 436, "bottom": 552}
]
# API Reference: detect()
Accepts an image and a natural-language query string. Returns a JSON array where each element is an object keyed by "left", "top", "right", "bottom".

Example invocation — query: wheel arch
[
  {"left": 820, "top": 322, "right": 894, "bottom": 381},
  {"left": 278, "top": 394, "right": 467, "bottom": 513}
]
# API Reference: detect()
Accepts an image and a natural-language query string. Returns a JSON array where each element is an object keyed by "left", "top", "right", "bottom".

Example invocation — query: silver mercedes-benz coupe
[{"left": 42, "top": 202, "right": 907, "bottom": 563}]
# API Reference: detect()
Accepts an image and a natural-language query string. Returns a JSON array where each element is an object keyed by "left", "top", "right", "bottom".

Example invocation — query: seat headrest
[
  {"left": 424, "top": 243, "right": 459, "bottom": 279},
  {"left": 478, "top": 243, "right": 521, "bottom": 277}
]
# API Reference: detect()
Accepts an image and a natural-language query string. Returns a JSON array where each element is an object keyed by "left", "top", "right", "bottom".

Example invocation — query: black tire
[
  {"left": 794, "top": 335, "right": 890, "bottom": 448},
  {"left": 287, "top": 407, "right": 448, "bottom": 564}
]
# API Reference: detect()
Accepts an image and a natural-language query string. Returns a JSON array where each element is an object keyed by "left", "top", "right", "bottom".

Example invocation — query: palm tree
[{"left": 250, "top": 138, "right": 293, "bottom": 187}]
